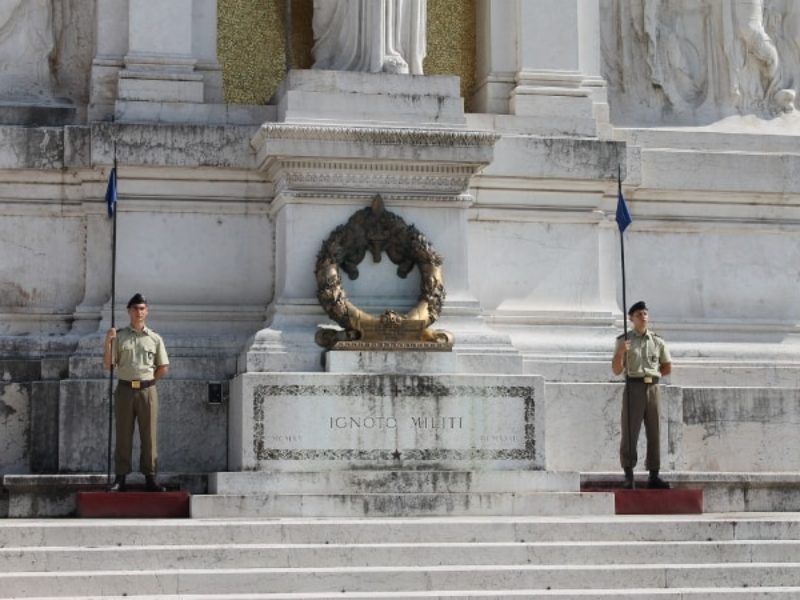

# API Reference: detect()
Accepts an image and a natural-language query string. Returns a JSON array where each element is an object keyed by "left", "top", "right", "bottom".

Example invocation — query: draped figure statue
[
  {"left": 603, "top": 0, "right": 798, "bottom": 125},
  {"left": 312, "top": 0, "right": 426, "bottom": 75},
  {"left": 0, "top": 0, "right": 54, "bottom": 100}
]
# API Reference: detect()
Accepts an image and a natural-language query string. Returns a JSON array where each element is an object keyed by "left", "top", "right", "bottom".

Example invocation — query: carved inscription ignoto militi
[{"left": 251, "top": 380, "right": 536, "bottom": 462}]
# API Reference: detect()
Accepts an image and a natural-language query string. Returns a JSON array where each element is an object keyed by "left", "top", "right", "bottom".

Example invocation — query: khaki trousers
[
  {"left": 114, "top": 384, "right": 158, "bottom": 476},
  {"left": 619, "top": 380, "right": 661, "bottom": 471}
]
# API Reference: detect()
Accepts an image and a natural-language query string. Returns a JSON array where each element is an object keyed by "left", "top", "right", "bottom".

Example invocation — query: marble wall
[{"left": 1, "top": 1, "right": 799, "bottom": 481}]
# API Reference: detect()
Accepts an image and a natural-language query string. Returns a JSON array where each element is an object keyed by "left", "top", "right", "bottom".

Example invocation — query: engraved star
[{"left": 391, "top": 449, "right": 402, "bottom": 460}]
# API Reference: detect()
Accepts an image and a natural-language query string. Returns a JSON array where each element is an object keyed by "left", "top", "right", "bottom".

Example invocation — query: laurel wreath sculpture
[{"left": 314, "top": 196, "right": 453, "bottom": 349}]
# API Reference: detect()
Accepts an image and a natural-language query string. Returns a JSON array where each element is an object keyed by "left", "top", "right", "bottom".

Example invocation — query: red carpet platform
[
  {"left": 612, "top": 488, "right": 703, "bottom": 515},
  {"left": 76, "top": 491, "right": 190, "bottom": 518},
  {"left": 582, "top": 484, "right": 703, "bottom": 515}
]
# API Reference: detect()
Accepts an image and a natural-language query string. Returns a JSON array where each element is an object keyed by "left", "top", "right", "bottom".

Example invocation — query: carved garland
[{"left": 314, "top": 196, "right": 452, "bottom": 349}]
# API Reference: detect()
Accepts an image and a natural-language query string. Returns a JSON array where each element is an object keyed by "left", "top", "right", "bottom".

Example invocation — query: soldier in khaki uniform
[
  {"left": 103, "top": 293, "right": 169, "bottom": 492},
  {"left": 612, "top": 300, "right": 672, "bottom": 489}
]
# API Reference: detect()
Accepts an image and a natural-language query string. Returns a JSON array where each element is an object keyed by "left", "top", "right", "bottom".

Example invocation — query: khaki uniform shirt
[
  {"left": 616, "top": 329, "right": 670, "bottom": 378},
  {"left": 114, "top": 326, "right": 169, "bottom": 381}
]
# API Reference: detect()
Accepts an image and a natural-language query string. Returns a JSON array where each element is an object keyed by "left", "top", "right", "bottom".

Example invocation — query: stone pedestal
[
  {"left": 199, "top": 369, "right": 610, "bottom": 517},
  {"left": 214, "top": 71, "right": 578, "bottom": 517}
]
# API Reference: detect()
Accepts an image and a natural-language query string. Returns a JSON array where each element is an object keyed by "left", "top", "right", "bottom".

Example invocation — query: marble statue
[
  {"left": 724, "top": 0, "right": 795, "bottom": 114},
  {"left": 0, "top": 0, "right": 55, "bottom": 101},
  {"left": 602, "top": 0, "right": 798, "bottom": 126},
  {"left": 312, "top": 0, "right": 426, "bottom": 75}
]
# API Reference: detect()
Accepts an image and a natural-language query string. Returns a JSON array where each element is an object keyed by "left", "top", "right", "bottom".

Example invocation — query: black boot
[
  {"left": 648, "top": 470, "right": 670, "bottom": 489},
  {"left": 145, "top": 475, "right": 166, "bottom": 492},
  {"left": 109, "top": 475, "right": 126, "bottom": 492},
  {"left": 623, "top": 468, "right": 635, "bottom": 489}
]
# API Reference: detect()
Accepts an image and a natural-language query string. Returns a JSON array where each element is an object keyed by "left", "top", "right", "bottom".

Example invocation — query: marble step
[
  {"left": 14, "top": 591, "right": 800, "bottom": 600},
  {"left": 209, "top": 470, "right": 580, "bottom": 494},
  {"left": 189, "top": 492, "right": 615, "bottom": 518},
  {"left": 3, "top": 540, "right": 800, "bottom": 573},
  {"left": 2, "top": 563, "right": 800, "bottom": 598},
  {"left": 3, "top": 515, "right": 800, "bottom": 547}
]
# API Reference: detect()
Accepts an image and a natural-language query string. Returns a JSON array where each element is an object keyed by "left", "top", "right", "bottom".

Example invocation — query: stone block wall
[
  {"left": 545, "top": 383, "right": 800, "bottom": 473},
  {"left": 58, "top": 379, "right": 228, "bottom": 474}
]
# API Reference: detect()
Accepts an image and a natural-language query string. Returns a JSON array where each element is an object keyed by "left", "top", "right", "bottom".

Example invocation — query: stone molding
[
  {"left": 252, "top": 123, "right": 499, "bottom": 149},
  {"left": 252, "top": 124, "right": 499, "bottom": 199}
]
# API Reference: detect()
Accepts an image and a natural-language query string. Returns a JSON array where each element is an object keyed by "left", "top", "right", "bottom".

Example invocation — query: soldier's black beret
[
  {"left": 628, "top": 300, "right": 647, "bottom": 315},
  {"left": 127, "top": 293, "right": 148, "bottom": 308}
]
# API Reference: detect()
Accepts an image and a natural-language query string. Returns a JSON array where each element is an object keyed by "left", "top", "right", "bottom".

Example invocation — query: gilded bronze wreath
[{"left": 314, "top": 196, "right": 453, "bottom": 350}]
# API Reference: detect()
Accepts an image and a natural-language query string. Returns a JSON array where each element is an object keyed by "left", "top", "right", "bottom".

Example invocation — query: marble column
[
  {"left": 472, "top": 0, "right": 517, "bottom": 114},
  {"left": 89, "top": 0, "right": 129, "bottom": 121},
  {"left": 108, "top": 0, "right": 229, "bottom": 124},
  {"left": 509, "top": 0, "right": 609, "bottom": 137},
  {"left": 117, "top": 0, "right": 204, "bottom": 104}
]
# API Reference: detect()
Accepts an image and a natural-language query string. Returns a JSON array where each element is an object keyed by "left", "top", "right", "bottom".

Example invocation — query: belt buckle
[
  {"left": 643, "top": 376, "right": 653, "bottom": 384},
  {"left": 131, "top": 380, "right": 141, "bottom": 390}
]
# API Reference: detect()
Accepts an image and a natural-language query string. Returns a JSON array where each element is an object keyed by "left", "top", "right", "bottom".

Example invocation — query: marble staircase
[{"left": 1, "top": 513, "right": 800, "bottom": 598}]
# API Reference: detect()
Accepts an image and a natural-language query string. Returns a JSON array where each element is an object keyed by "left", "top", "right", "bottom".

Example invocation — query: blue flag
[
  {"left": 616, "top": 189, "right": 632, "bottom": 233},
  {"left": 105, "top": 167, "right": 117, "bottom": 218}
]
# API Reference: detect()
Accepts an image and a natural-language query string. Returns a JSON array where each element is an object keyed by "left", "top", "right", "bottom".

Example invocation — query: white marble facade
[{"left": 1, "top": 0, "right": 799, "bottom": 479}]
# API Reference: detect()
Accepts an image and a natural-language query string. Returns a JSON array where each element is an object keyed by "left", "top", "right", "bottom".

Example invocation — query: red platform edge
[
  {"left": 584, "top": 487, "right": 703, "bottom": 515},
  {"left": 76, "top": 491, "right": 190, "bottom": 518}
]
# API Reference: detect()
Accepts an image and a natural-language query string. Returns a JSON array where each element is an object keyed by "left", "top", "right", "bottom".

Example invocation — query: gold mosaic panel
[
  {"left": 219, "top": 0, "right": 476, "bottom": 109},
  {"left": 424, "top": 0, "right": 476, "bottom": 111}
]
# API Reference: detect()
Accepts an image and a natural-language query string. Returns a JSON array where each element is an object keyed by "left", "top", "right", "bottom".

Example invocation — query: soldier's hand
[
  {"left": 105, "top": 328, "right": 117, "bottom": 343},
  {"left": 623, "top": 340, "right": 631, "bottom": 351}
]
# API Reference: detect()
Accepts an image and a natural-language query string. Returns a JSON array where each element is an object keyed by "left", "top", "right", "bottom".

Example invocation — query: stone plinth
[
  {"left": 273, "top": 70, "right": 465, "bottom": 127},
  {"left": 228, "top": 373, "right": 544, "bottom": 472},
  {"left": 209, "top": 469, "right": 578, "bottom": 495}
]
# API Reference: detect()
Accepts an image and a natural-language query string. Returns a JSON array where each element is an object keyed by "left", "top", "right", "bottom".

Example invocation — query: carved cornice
[
  {"left": 252, "top": 123, "right": 498, "bottom": 197},
  {"left": 252, "top": 123, "right": 500, "bottom": 150}
]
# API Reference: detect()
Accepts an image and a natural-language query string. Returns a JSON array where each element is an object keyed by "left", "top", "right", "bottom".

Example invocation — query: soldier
[
  {"left": 103, "top": 293, "right": 169, "bottom": 492},
  {"left": 612, "top": 300, "right": 672, "bottom": 489}
]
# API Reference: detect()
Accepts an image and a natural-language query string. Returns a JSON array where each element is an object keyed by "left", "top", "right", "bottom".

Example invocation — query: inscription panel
[{"left": 230, "top": 373, "right": 544, "bottom": 469}]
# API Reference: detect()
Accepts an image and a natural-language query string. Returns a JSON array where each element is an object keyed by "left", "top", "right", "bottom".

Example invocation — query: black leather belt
[
  {"left": 119, "top": 379, "right": 156, "bottom": 390},
  {"left": 626, "top": 376, "right": 659, "bottom": 384}
]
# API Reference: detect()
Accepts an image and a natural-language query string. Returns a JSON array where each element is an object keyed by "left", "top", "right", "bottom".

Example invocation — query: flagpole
[
  {"left": 106, "top": 143, "right": 118, "bottom": 487},
  {"left": 618, "top": 164, "right": 634, "bottom": 487},
  {"left": 619, "top": 165, "right": 628, "bottom": 340}
]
